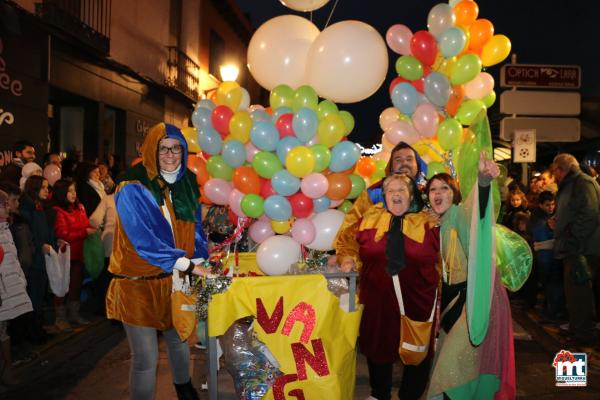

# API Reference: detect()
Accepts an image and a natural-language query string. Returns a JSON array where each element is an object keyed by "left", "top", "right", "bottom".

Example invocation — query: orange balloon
[
  {"left": 469, "top": 19, "right": 494, "bottom": 52},
  {"left": 131, "top": 157, "right": 142, "bottom": 166},
  {"left": 454, "top": 1, "right": 479, "bottom": 27},
  {"left": 232, "top": 166, "right": 260, "bottom": 194},
  {"left": 190, "top": 156, "right": 209, "bottom": 185},
  {"left": 356, "top": 157, "right": 376, "bottom": 178},
  {"left": 326, "top": 173, "right": 352, "bottom": 200},
  {"left": 446, "top": 85, "right": 465, "bottom": 117}
]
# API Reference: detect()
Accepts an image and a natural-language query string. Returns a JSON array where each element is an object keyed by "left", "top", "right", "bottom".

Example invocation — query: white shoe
[
  {"left": 194, "top": 342, "right": 206, "bottom": 350},
  {"left": 560, "top": 323, "right": 569, "bottom": 331},
  {"left": 365, "top": 397, "right": 379, "bottom": 400}
]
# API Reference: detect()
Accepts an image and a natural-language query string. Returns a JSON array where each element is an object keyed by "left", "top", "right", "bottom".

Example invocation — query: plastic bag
[
  {"left": 221, "top": 318, "right": 282, "bottom": 400},
  {"left": 45, "top": 244, "right": 70, "bottom": 297},
  {"left": 84, "top": 231, "right": 104, "bottom": 279}
]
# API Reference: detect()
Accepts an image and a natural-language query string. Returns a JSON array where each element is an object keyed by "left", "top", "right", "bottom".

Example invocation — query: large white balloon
[
  {"left": 256, "top": 235, "right": 301, "bottom": 275},
  {"left": 247, "top": 15, "right": 319, "bottom": 91},
  {"left": 306, "top": 20, "right": 388, "bottom": 103},
  {"left": 307, "top": 209, "right": 345, "bottom": 251},
  {"left": 280, "top": 0, "right": 330, "bottom": 12}
]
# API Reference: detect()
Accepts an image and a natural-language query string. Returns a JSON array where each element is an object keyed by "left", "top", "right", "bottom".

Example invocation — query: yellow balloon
[
  {"left": 286, "top": 146, "right": 315, "bottom": 177},
  {"left": 481, "top": 34, "right": 511, "bottom": 67},
  {"left": 437, "top": 56, "right": 457, "bottom": 78},
  {"left": 412, "top": 139, "right": 445, "bottom": 163},
  {"left": 229, "top": 111, "right": 252, "bottom": 143},
  {"left": 181, "top": 127, "right": 201, "bottom": 153},
  {"left": 271, "top": 219, "right": 292, "bottom": 234},
  {"left": 216, "top": 81, "right": 242, "bottom": 109},
  {"left": 432, "top": 52, "right": 445, "bottom": 71},
  {"left": 317, "top": 113, "right": 345, "bottom": 148}
]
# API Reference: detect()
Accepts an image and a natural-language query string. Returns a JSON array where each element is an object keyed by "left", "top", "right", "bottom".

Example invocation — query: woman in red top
[{"left": 52, "top": 179, "right": 96, "bottom": 331}]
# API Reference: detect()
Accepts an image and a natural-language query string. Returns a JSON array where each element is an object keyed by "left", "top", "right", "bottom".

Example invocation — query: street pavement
[{"left": 1, "top": 303, "right": 599, "bottom": 399}]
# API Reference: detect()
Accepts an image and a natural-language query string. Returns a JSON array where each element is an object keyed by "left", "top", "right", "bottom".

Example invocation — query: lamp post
[{"left": 219, "top": 63, "right": 240, "bottom": 82}]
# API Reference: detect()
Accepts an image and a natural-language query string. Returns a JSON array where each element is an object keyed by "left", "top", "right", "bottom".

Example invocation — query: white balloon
[
  {"left": 306, "top": 21, "right": 388, "bottom": 103},
  {"left": 256, "top": 235, "right": 301, "bottom": 275},
  {"left": 307, "top": 209, "right": 345, "bottom": 251},
  {"left": 238, "top": 87, "right": 250, "bottom": 111},
  {"left": 248, "top": 15, "right": 320, "bottom": 91},
  {"left": 280, "top": 0, "right": 330, "bottom": 12}
]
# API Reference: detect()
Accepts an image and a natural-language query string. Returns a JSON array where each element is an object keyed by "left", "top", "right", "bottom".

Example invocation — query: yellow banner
[{"left": 208, "top": 275, "right": 363, "bottom": 399}]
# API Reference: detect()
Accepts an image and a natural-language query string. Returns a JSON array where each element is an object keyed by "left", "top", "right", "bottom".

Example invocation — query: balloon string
[
  {"left": 324, "top": 0, "right": 341, "bottom": 29},
  {"left": 209, "top": 217, "right": 252, "bottom": 253},
  {"left": 424, "top": 143, "right": 456, "bottom": 178}
]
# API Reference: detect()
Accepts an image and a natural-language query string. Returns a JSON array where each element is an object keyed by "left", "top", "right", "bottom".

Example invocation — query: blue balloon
[
  {"left": 221, "top": 139, "right": 246, "bottom": 168},
  {"left": 250, "top": 109, "right": 270, "bottom": 123},
  {"left": 250, "top": 121, "right": 279, "bottom": 151},
  {"left": 264, "top": 195, "right": 292, "bottom": 221},
  {"left": 330, "top": 141, "right": 361, "bottom": 172},
  {"left": 196, "top": 99, "right": 216, "bottom": 111},
  {"left": 276, "top": 136, "right": 301, "bottom": 164},
  {"left": 191, "top": 107, "right": 212, "bottom": 129},
  {"left": 292, "top": 108, "right": 318, "bottom": 143},
  {"left": 198, "top": 126, "right": 222, "bottom": 155},
  {"left": 424, "top": 72, "right": 451, "bottom": 107},
  {"left": 271, "top": 169, "right": 301, "bottom": 196},
  {"left": 439, "top": 27, "right": 467, "bottom": 58},
  {"left": 272, "top": 106, "right": 293, "bottom": 121},
  {"left": 313, "top": 196, "right": 331, "bottom": 213},
  {"left": 391, "top": 82, "right": 418, "bottom": 115}
]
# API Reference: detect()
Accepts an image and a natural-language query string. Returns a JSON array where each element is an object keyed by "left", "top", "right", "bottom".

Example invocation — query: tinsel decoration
[{"left": 195, "top": 276, "right": 232, "bottom": 320}]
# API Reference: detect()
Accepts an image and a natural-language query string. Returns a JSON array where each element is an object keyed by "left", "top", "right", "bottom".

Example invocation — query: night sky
[{"left": 234, "top": 0, "right": 593, "bottom": 150}]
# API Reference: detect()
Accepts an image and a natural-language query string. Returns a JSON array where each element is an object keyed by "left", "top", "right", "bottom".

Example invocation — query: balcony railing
[
  {"left": 36, "top": 0, "right": 111, "bottom": 55},
  {"left": 165, "top": 46, "right": 200, "bottom": 101}
]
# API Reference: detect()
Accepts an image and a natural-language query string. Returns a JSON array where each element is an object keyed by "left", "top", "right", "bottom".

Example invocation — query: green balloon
[
  {"left": 241, "top": 194, "right": 264, "bottom": 218},
  {"left": 206, "top": 155, "right": 233, "bottom": 181},
  {"left": 317, "top": 100, "right": 339, "bottom": 120},
  {"left": 293, "top": 85, "right": 319, "bottom": 112},
  {"left": 482, "top": 90, "right": 496, "bottom": 108},
  {"left": 370, "top": 170, "right": 386, "bottom": 184},
  {"left": 310, "top": 144, "right": 331, "bottom": 173},
  {"left": 426, "top": 161, "right": 447, "bottom": 179},
  {"left": 395, "top": 55, "right": 424, "bottom": 81},
  {"left": 437, "top": 118, "right": 463, "bottom": 151},
  {"left": 375, "top": 159, "right": 387, "bottom": 172},
  {"left": 450, "top": 54, "right": 482, "bottom": 85},
  {"left": 338, "top": 111, "right": 355, "bottom": 135},
  {"left": 338, "top": 200, "right": 353, "bottom": 214},
  {"left": 270, "top": 84, "right": 294, "bottom": 109},
  {"left": 456, "top": 99, "right": 486, "bottom": 126},
  {"left": 251, "top": 151, "right": 282, "bottom": 179},
  {"left": 347, "top": 174, "right": 366, "bottom": 199}
]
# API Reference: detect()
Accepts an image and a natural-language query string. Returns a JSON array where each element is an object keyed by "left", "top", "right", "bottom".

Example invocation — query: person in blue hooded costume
[{"left": 106, "top": 122, "right": 209, "bottom": 400}]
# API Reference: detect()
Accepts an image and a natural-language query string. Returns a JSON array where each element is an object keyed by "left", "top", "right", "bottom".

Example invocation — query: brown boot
[
  {"left": 67, "top": 302, "right": 90, "bottom": 325},
  {"left": 55, "top": 305, "right": 73, "bottom": 332},
  {"left": 0, "top": 338, "right": 18, "bottom": 385}
]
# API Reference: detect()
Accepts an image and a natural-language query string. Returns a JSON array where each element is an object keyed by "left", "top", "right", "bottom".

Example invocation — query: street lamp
[{"left": 220, "top": 63, "right": 239, "bottom": 82}]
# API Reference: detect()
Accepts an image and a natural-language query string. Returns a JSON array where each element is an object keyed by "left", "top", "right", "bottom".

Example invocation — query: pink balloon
[
  {"left": 384, "top": 120, "right": 420, "bottom": 145},
  {"left": 249, "top": 220, "right": 275, "bottom": 244},
  {"left": 379, "top": 107, "right": 401, "bottom": 132},
  {"left": 465, "top": 72, "right": 495, "bottom": 100},
  {"left": 43, "top": 164, "right": 61, "bottom": 186},
  {"left": 228, "top": 188, "right": 247, "bottom": 217},
  {"left": 291, "top": 218, "right": 316, "bottom": 245},
  {"left": 386, "top": 24, "right": 413, "bottom": 55},
  {"left": 329, "top": 198, "right": 344, "bottom": 208},
  {"left": 411, "top": 103, "right": 439, "bottom": 138},
  {"left": 245, "top": 142, "right": 260, "bottom": 162},
  {"left": 204, "top": 178, "right": 232, "bottom": 205},
  {"left": 300, "top": 173, "right": 329, "bottom": 199},
  {"left": 276, "top": 113, "right": 295, "bottom": 138}
]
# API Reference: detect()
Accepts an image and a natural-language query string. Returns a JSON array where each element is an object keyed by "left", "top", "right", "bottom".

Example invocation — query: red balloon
[
  {"left": 389, "top": 76, "right": 408, "bottom": 96},
  {"left": 211, "top": 105, "right": 234, "bottom": 137},
  {"left": 411, "top": 65, "right": 430, "bottom": 93},
  {"left": 275, "top": 113, "right": 295, "bottom": 138},
  {"left": 228, "top": 209, "right": 238, "bottom": 225},
  {"left": 410, "top": 30, "right": 438, "bottom": 66},
  {"left": 287, "top": 192, "right": 314, "bottom": 218},
  {"left": 260, "top": 178, "right": 277, "bottom": 198}
]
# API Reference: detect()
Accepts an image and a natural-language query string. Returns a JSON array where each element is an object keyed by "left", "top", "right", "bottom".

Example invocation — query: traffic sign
[
  {"left": 500, "top": 64, "right": 581, "bottom": 89},
  {"left": 500, "top": 91, "right": 580, "bottom": 116},
  {"left": 500, "top": 117, "right": 580, "bottom": 142}
]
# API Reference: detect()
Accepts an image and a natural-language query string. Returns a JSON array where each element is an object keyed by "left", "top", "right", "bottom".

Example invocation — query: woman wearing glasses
[{"left": 106, "top": 123, "right": 209, "bottom": 400}]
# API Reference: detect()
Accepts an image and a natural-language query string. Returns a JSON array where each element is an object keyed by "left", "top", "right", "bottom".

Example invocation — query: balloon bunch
[
  {"left": 187, "top": 81, "right": 367, "bottom": 275},
  {"left": 379, "top": 0, "right": 511, "bottom": 178}
]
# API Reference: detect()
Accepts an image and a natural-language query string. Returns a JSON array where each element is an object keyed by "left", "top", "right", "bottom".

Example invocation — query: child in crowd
[
  {"left": 530, "top": 191, "right": 565, "bottom": 321},
  {"left": 0, "top": 190, "right": 33, "bottom": 385},
  {"left": 19, "top": 176, "right": 56, "bottom": 343},
  {"left": 502, "top": 188, "right": 529, "bottom": 230},
  {"left": 52, "top": 180, "right": 95, "bottom": 331}
]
